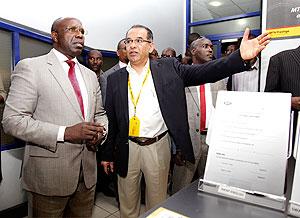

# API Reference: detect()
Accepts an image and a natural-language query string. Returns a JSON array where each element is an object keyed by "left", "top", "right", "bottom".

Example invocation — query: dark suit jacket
[
  {"left": 265, "top": 46, "right": 300, "bottom": 96},
  {"left": 265, "top": 46, "right": 300, "bottom": 144},
  {"left": 103, "top": 50, "right": 250, "bottom": 177}
]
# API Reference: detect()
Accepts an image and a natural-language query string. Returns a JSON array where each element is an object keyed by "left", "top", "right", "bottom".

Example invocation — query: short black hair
[
  {"left": 188, "top": 32, "right": 201, "bottom": 46},
  {"left": 117, "top": 38, "right": 126, "bottom": 50},
  {"left": 126, "top": 24, "right": 153, "bottom": 40}
]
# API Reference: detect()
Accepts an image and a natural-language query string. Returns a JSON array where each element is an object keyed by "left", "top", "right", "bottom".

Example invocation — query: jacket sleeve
[
  {"left": 2, "top": 60, "right": 60, "bottom": 152},
  {"left": 175, "top": 50, "right": 250, "bottom": 87}
]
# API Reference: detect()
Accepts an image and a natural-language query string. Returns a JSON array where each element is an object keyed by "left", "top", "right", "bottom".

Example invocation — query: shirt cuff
[{"left": 57, "top": 126, "right": 66, "bottom": 142}]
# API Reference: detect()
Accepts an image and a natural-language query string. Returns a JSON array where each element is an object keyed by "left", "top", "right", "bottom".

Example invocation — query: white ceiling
[{"left": 192, "top": 0, "right": 261, "bottom": 21}]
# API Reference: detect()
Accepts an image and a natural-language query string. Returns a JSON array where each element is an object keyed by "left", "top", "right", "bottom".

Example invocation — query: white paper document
[{"left": 204, "top": 91, "right": 291, "bottom": 196}]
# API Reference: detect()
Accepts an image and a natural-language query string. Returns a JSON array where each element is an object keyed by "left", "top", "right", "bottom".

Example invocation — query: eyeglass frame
[
  {"left": 124, "top": 37, "right": 152, "bottom": 45},
  {"left": 64, "top": 26, "right": 88, "bottom": 36}
]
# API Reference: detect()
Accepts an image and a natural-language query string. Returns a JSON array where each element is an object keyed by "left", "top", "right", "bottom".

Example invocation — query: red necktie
[
  {"left": 66, "top": 60, "right": 85, "bottom": 119},
  {"left": 200, "top": 85, "right": 206, "bottom": 131}
]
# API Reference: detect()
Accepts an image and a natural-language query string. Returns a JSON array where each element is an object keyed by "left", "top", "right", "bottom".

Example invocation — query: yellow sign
[{"left": 267, "top": 25, "right": 300, "bottom": 38}]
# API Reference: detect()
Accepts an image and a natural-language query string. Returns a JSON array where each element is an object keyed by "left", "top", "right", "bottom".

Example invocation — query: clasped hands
[{"left": 64, "top": 122, "right": 106, "bottom": 151}]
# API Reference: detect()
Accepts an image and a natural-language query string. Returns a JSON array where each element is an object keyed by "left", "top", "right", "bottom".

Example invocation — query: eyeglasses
[
  {"left": 161, "top": 54, "right": 172, "bottom": 58},
  {"left": 65, "top": 26, "right": 87, "bottom": 36},
  {"left": 124, "top": 38, "right": 152, "bottom": 45}
]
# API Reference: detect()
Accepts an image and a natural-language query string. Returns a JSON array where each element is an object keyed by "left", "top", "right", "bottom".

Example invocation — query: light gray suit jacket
[
  {"left": 186, "top": 80, "right": 226, "bottom": 158},
  {"left": 99, "top": 63, "right": 121, "bottom": 106},
  {"left": 2, "top": 50, "right": 108, "bottom": 196}
]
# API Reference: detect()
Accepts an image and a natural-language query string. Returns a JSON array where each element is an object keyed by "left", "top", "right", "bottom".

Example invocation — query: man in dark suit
[
  {"left": 265, "top": 46, "right": 300, "bottom": 110},
  {"left": 100, "top": 39, "right": 128, "bottom": 105},
  {"left": 101, "top": 24, "right": 270, "bottom": 218},
  {"left": 264, "top": 46, "right": 300, "bottom": 197}
]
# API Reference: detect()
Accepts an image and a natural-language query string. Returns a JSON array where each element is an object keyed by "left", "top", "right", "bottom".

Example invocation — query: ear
[
  {"left": 51, "top": 31, "right": 58, "bottom": 43},
  {"left": 190, "top": 48, "right": 196, "bottom": 56},
  {"left": 148, "top": 42, "right": 155, "bottom": 54},
  {"left": 116, "top": 50, "right": 120, "bottom": 57}
]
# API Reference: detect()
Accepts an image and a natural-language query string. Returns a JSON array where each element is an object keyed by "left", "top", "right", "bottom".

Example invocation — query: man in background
[
  {"left": 2, "top": 17, "right": 108, "bottom": 217},
  {"left": 172, "top": 37, "right": 226, "bottom": 193},
  {"left": 161, "top": 47, "right": 176, "bottom": 58},
  {"left": 87, "top": 49, "right": 104, "bottom": 80},
  {"left": 100, "top": 39, "right": 128, "bottom": 105}
]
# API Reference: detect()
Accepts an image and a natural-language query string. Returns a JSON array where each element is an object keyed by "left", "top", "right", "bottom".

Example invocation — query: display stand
[
  {"left": 198, "top": 179, "right": 286, "bottom": 211},
  {"left": 288, "top": 201, "right": 300, "bottom": 217}
]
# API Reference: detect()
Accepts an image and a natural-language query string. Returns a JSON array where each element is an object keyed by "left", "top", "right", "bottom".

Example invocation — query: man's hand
[
  {"left": 174, "top": 150, "right": 186, "bottom": 166},
  {"left": 240, "top": 28, "right": 271, "bottom": 60},
  {"left": 86, "top": 125, "right": 106, "bottom": 151},
  {"left": 292, "top": 97, "right": 300, "bottom": 110},
  {"left": 101, "top": 161, "right": 114, "bottom": 174},
  {"left": 64, "top": 122, "right": 104, "bottom": 144}
]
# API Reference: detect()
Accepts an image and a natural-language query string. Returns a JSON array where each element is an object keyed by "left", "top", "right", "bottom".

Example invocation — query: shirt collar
[
  {"left": 119, "top": 61, "right": 127, "bottom": 69},
  {"left": 52, "top": 48, "right": 78, "bottom": 64},
  {"left": 126, "top": 59, "right": 150, "bottom": 77}
]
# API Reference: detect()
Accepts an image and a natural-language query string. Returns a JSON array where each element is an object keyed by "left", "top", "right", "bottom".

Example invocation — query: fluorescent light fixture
[
  {"left": 221, "top": 38, "right": 238, "bottom": 43},
  {"left": 238, "top": 19, "right": 247, "bottom": 25},
  {"left": 209, "top": 1, "right": 222, "bottom": 7}
]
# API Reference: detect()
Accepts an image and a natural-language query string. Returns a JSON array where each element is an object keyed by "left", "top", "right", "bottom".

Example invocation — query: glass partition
[
  {"left": 191, "top": 0, "right": 261, "bottom": 22},
  {"left": 191, "top": 16, "right": 260, "bottom": 36},
  {"left": 0, "top": 30, "right": 13, "bottom": 145}
]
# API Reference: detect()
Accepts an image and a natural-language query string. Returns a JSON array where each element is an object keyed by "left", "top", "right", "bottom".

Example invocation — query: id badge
[{"left": 129, "top": 116, "right": 140, "bottom": 137}]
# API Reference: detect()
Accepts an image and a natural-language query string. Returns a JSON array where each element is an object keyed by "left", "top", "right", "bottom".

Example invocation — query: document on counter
[
  {"left": 204, "top": 91, "right": 291, "bottom": 196},
  {"left": 146, "top": 207, "right": 189, "bottom": 218}
]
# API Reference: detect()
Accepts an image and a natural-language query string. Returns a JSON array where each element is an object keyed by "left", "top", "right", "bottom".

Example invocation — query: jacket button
[
  {"left": 197, "top": 113, "right": 199, "bottom": 116},
  {"left": 196, "top": 129, "right": 199, "bottom": 132}
]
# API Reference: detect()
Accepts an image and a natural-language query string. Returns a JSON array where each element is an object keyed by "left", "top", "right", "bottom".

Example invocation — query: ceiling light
[
  {"left": 209, "top": 1, "right": 222, "bottom": 7},
  {"left": 238, "top": 20, "right": 247, "bottom": 25}
]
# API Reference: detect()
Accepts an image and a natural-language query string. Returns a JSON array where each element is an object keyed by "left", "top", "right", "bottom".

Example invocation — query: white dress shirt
[
  {"left": 52, "top": 48, "right": 89, "bottom": 141},
  {"left": 119, "top": 61, "right": 127, "bottom": 69},
  {"left": 231, "top": 59, "right": 259, "bottom": 92},
  {"left": 127, "top": 59, "right": 167, "bottom": 138}
]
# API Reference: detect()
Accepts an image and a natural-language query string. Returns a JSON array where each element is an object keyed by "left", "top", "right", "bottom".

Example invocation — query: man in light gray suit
[
  {"left": 172, "top": 37, "right": 226, "bottom": 193},
  {"left": 99, "top": 38, "right": 128, "bottom": 105},
  {"left": 2, "top": 17, "right": 108, "bottom": 217}
]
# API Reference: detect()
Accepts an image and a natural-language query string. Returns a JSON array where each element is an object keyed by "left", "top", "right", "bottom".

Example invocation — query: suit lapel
[
  {"left": 150, "top": 60, "right": 164, "bottom": 106},
  {"left": 46, "top": 51, "right": 83, "bottom": 120},
  {"left": 114, "top": 64, "right": 120, "bottom": 71},
  {"left": 119, "top": 69, "right": 129, "bottom": 125},
  {"left": 187, "top": 87, "right": 200, "bottom": 111}
]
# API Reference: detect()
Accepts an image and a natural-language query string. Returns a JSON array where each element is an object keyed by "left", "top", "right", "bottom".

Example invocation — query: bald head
[
  {"left": 190, "top": 37, "right": 213, "bottom": 64},
  {"left": 50, "top": 17, "right": 85, "bottom": 59}
]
